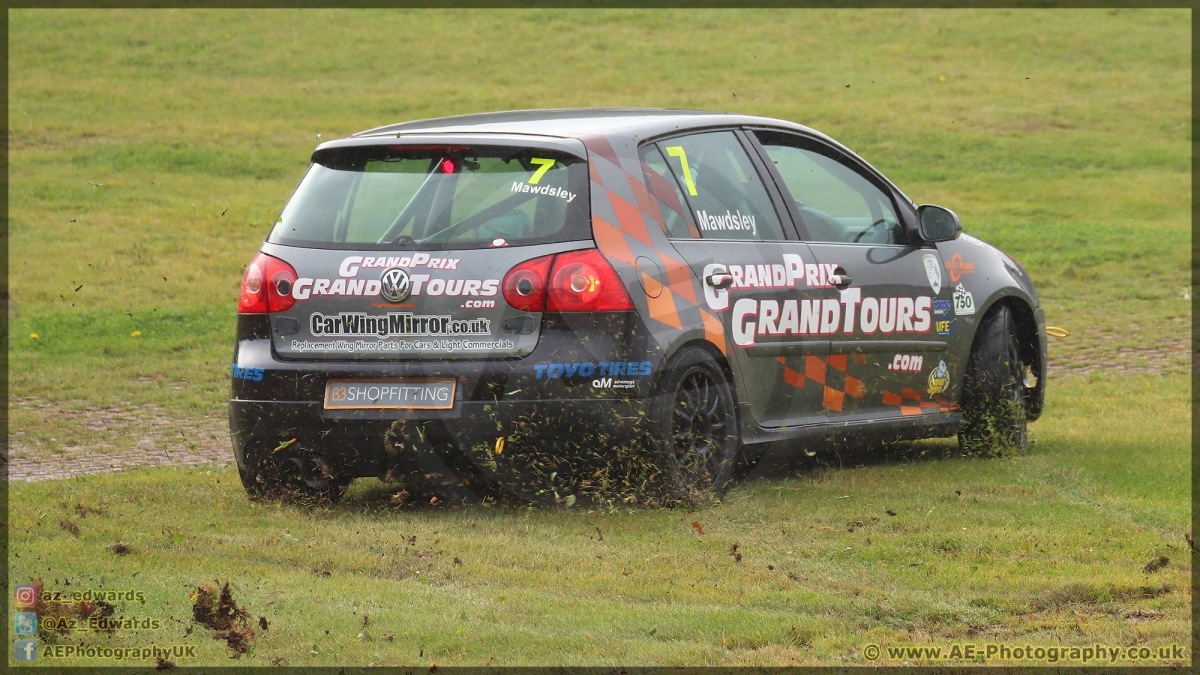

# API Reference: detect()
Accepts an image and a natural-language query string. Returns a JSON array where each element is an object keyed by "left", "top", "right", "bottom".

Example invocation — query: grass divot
[{"left": 190, "top": 581, "right": 256, "bottom": 654}]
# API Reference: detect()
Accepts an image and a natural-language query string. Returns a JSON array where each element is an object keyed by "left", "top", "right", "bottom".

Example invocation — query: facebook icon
[{"left": 14, "top": 639, "right": 38, "bottom": 662}]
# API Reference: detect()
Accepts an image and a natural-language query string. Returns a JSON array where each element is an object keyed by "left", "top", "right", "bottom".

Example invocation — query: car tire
[
  {"left": 958, "top": 304, "right": 1029, "bottom": 455},
  {"left": 650, "top": 346, "right": 741, "bottom": 499},
  {"left": 237, "top": 442, "right": 351, "bottom": 504}
]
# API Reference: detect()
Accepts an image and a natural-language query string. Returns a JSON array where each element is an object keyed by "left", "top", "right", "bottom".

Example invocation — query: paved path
[{"left": 6, "top": 398, "right": 233, "bottom": 483}]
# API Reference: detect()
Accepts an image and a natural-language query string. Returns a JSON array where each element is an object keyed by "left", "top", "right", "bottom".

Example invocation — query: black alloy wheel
[{"left": 652, "top": 347, "right": 740, "bottom": 499}]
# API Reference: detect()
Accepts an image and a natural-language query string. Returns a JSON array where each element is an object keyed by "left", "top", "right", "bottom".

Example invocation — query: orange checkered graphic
[
  {"left": 775, "top": 354, "right": 866, "bottom": 413},
  {"left": 805, "top": 355, "right": 826, "bottom": 385},
  {"left": 700, "top": 309, "right": 727, "bottom": 356},
  {"left": 882, "top": 387, "right": 961, "bottom": 416},
  {"left": 582, "top": 134, "right": 721, "bottom": 348},
  {"left": 591, "top": 216, "right": 636, "bottom": 267}
]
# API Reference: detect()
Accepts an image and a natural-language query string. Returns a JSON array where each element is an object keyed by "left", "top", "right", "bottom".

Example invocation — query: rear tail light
[
  {"left": 548, "top": 249, "right": 635, "bottom": 312},
  {"left": 502, "top": 254, "right": 554, "bottom": 312},
  {"left": 238, "top": 252, "right": 298, "bottom": 314},
  {"left": 502, "top": 249, "right": 635, "bottom": 313}
]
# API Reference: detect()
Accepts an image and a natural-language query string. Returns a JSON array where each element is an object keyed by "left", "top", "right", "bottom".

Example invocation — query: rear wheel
[
  {"left": 650, "top": 347, "right": 741, "bottom": 500},
  {"left": 238, "top": 442, "right": 351, "bottom": 504},
  {"left": 958, "top": 304, "right": 1028, "bottom": 455}
]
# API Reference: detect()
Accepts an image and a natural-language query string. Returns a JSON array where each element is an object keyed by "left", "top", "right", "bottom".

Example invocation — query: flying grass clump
[{"left": 190, "top": 581, "right": 256, "bottom": 654}]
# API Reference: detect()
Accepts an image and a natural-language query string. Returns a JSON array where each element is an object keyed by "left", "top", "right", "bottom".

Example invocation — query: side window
[
  {"left": 656, "top": 131, "right": 787, "bottom": 241},
  {"left": 756, "top": 134, "right": 904, "bottom": 245},
  {"left": 639, "top": 145, "right": 699, "bottom": 239}
]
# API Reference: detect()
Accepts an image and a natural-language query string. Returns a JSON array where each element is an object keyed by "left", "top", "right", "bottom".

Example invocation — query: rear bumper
[
  {"left": 229, "top": 397, "right": 652, "bottom": 478},
  {"left": 229, "top": 312, "right": 662, "bottom": 478}
]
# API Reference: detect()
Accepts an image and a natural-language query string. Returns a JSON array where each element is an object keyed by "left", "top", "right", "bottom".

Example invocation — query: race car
[{"left": 230, "top": 108, "right": 1046, "bottom": 503}]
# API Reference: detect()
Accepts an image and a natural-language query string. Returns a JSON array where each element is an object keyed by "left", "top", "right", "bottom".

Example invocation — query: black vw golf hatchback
[{"left": 231, "top": 109, "right": 1046, "bottom": 503}]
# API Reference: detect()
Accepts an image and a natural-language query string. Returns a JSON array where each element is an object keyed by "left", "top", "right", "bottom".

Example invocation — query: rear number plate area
[{"left": 324, "top": 379, "right": 456, "bottom": 410}]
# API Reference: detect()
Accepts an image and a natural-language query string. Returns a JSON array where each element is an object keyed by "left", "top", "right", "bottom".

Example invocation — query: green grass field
[
  {"left": 8, "top": 374, "right": 1191, "bottom": 666},
  {"left": 7, "top": 8, "right": 1191, "bottom": 667}
]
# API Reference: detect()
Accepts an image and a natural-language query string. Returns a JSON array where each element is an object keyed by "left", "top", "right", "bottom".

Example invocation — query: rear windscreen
[{"left": 268, "top": 145, "right": 590, "bottom": 250}]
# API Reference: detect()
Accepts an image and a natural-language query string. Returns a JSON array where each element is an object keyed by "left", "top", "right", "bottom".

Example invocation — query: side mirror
[{"left": 917, "top": 205, "right": 962, "bottom": 243}]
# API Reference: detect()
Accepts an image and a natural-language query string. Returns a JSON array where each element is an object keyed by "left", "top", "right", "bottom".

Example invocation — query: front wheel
[
  {"left": 649, "top": 347, "right": 741, "bottom": 500},
  {"left": 958, "top": 304, "right": 1029, "bottom": 455}
]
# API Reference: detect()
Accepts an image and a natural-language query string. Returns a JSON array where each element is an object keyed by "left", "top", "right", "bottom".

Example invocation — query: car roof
[
  {"left": 350, "top": 108, "right": 830, "bottom": 144},
  {"left": 332, "top": 108, "right": 913, "bottom": 208}
]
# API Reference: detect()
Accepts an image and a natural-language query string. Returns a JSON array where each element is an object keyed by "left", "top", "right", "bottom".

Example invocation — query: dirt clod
[
  {"left": 215, "top": 625, "right": 256, "bottom": 653},
  {"left": 155, "top": 656, "right": 175, "bottom": 670},
  {"left": 75, "top": 502, "right": 105, "bottom": 517},
  {"left": 59, "top": 518, "right": 80, "bottom": 537},
  {"left": 1143, "top": 556, "right": 1169, "bottom": 573},
  {"left": 728, "top": 542, "right": 742, "bottom": 563},
  {"left": 108, "top": 542, "right": 131, "bottom": 555},
  {"left": 191, "top": 581, "right": 250, "bottom": 631}
]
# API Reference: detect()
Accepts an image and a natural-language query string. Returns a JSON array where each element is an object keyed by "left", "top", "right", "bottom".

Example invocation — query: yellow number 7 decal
[
  {"left": 664, "top": 146, "right": 698, "bottom": 196},
  {"left": 528, "top": 157, "right": 556, "bottom": 185}
]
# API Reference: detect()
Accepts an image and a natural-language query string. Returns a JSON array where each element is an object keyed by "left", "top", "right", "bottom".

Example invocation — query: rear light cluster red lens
[
  {"left": 502, "top": 249, "right": 634, "bottom": 313},
  {"left": 238, "top": 252, "right": 298, "bottom": 314},
  {"left": 502, "top": 255, "right": 554, "bottom": 313}
]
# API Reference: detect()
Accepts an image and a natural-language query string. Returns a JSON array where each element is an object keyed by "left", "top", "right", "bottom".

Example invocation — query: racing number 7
[
  {"left": 664, "top": 146, "right": 698, "bottom": 196},
  {"left": 528, "top": 157, "right": 556, "bottom": 185}
]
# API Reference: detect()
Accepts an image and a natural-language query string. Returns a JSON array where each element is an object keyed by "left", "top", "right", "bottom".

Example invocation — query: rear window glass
[{"left": 268, "top": 145, "right": 589, "bottom": 250}]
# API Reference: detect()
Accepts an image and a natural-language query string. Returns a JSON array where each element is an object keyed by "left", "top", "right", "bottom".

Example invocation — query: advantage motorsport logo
[{"left": 310, "top": 312, "right": 489, "bottom": 338}]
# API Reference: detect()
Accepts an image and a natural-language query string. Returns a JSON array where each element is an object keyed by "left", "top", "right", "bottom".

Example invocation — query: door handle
[
  {"left": 705, "top": 264, "right": 733, "bottom": 289},
  {"left": 829, "top": 267, "right": 852, "bottom": 287}
]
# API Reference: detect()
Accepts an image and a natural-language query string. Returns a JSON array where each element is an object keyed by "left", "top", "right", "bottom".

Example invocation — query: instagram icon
[{"left": 14, "top": 585, "right": 38, "bottom": 609}]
